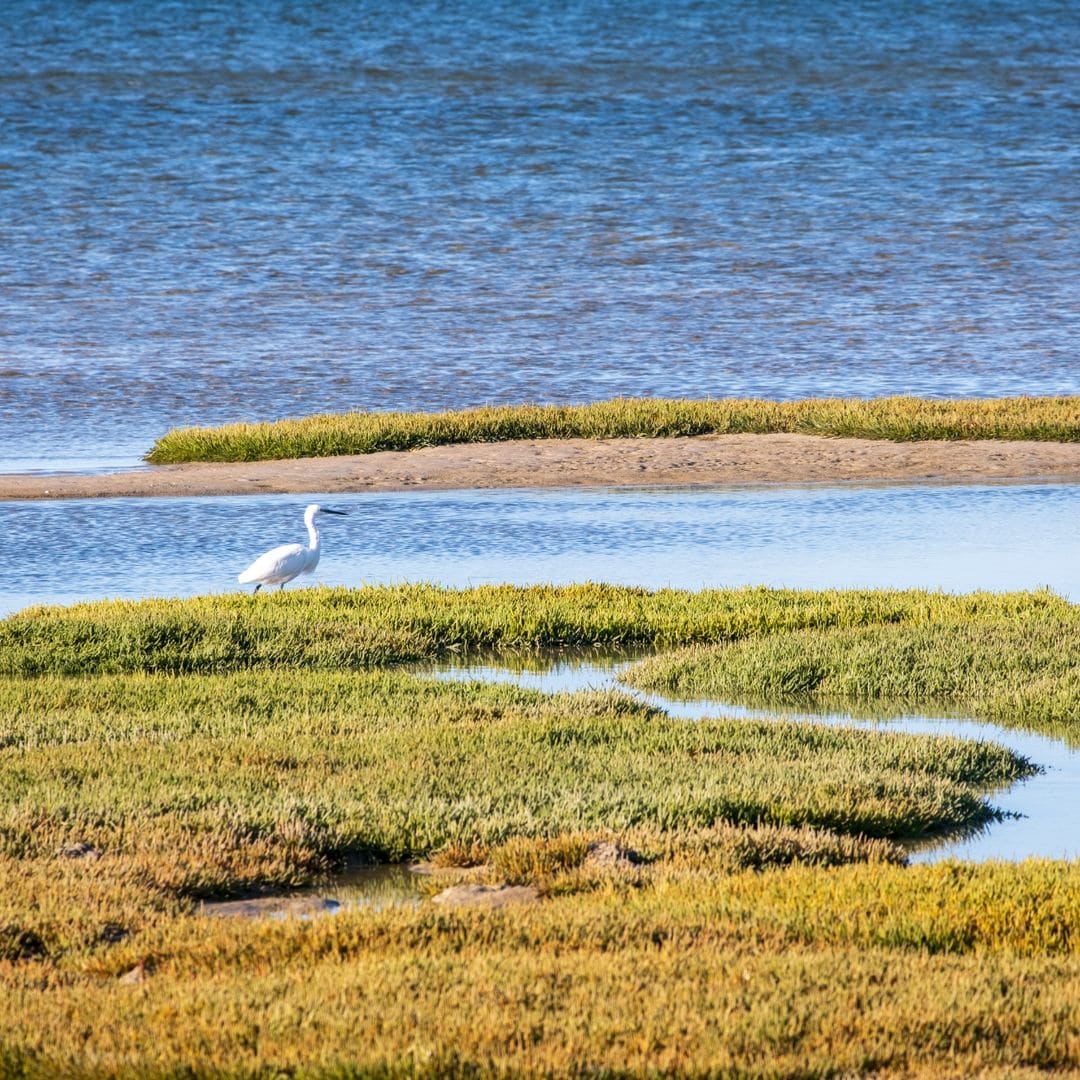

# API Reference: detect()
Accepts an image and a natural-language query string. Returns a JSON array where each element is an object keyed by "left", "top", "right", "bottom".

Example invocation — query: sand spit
[{"left": 5, "top": 434, "right": 1080, "bottom": 501}]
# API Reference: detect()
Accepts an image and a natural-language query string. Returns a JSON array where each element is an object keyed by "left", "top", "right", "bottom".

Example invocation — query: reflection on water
[
  {"left": 2, "top": 482, "right": 1079, "bottom": 616},
  {"left": 423, "top": 654, "right": 1080, "bottom": 864},
  {"left": 202, "top": 864, "right": 425, "bottom": 920},
  {"left": 304, "top": 863, "right": 425, "bottom": 912}
]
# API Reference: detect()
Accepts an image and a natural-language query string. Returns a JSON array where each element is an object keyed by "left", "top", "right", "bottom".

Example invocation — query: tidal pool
[{"left": 202, "top": 864, "right": 426, "bottom": 919}]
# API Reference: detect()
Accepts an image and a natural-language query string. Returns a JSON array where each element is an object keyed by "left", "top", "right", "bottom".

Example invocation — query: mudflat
[{"left": 5, "top": 433, "right": 1080, "bottom": 501}]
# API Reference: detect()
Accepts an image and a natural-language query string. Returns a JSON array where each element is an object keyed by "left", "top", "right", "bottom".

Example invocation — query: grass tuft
[
  {"left": 1, "top": 583, "right": 1067, "bottom": 678},
  {"left": 622, "top": 615, "right": 1080, "bottom": 741},
  {"left": 145, "top": 395, "right": 1080, "bottom": 463}
]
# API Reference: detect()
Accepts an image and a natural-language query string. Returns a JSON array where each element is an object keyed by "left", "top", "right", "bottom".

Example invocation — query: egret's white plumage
[{"left": 238, "top": 503, "right": 346, "bottom": 592}]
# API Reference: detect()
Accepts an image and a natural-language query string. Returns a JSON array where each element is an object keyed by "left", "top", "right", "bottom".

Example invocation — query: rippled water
[
  {"left": 2, "top": 0, "right": 1077, "bottom": 471},
  {"left": 2, "top": 482, "right": 1078, "bottom": 615}
]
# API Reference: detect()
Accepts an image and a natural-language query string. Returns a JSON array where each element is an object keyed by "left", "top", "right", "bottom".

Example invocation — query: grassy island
[
  {"left": 3, "top": 584, "right": 1080, "bottom": 1076},
  {"left": 145, "top": 395, "right": 1080, "bottom": 463}
]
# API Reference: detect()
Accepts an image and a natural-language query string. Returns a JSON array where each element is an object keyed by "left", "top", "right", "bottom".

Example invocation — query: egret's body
[{"left": 238, "top": 503, "right": 346, "bottom": 592}]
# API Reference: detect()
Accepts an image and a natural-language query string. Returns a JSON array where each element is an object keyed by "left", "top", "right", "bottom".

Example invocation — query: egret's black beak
[{"left": 322, "top": 508, "right": 347, "bottom": 516}]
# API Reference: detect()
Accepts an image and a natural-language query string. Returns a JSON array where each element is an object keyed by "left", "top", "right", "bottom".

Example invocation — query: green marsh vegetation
[
  {"left": 3, "top": 583, "right": 1080, "bottom": 1076},
  {"left": 2, "top": 581, "right": 1068, "bottom": 677},
  {"left": 145, "top": 394, "right": 1080, "bottom": 463},
  {"left": 623, "top": 610, "right": 1080, "bottom": 743}
]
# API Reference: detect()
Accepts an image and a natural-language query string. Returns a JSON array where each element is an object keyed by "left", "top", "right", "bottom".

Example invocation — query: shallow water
[
  {"left": 202, "top": 864, "right": 426, "bottom": 919},
  {"left": 424, "top": 654, "right": 1080, "bottom": 863},
  {"left": 2, "top": 481, "right": 1079, "bottom": 616},
  {"left": 301, "top": 864, "right": 425, "bottom": 912},
  {"left": 2, "top": 0, "right": 1078, "bottom": 472}
]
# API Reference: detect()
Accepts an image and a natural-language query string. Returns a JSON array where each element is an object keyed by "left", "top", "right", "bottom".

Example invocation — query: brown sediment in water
[{"left": 5, "top": 433, "right": 1080, "bottom": 501}]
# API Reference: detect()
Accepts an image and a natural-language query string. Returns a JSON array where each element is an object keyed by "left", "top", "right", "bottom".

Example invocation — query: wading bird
[{"left": 238, "top": 503, "right": 347, "bottom": 592}]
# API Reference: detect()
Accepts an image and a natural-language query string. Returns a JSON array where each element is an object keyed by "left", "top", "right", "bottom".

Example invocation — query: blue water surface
[
  {"left": 2, "top": 481, "right": 1077, "bottom": 615},
  {"left": 1, "top": 0, "right": 1077, "bottom": 471}
]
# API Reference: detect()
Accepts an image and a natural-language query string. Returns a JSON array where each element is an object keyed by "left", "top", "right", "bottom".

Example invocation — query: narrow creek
[
  {"left": 421, "top": 653, "right": 1080, "bottom": 864},
  {"left": 9, "top": 483, "right": 1074, "bottom": 911},
  {"left": 204, "top": 650, "right": 1080, "bottom": 918}
]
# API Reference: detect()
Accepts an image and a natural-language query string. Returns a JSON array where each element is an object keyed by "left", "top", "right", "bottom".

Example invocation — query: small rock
[
  {"left": 583, "top": 842, "right": 643, "bottom": 870},
  {"left": 118, "top": 962, "right": 148, "bottom": 985},
  {"left": 409, "top": 861, "right": 491, "bottom": 879},
  {"left": 58, "top": 841, "right": 101, "bottom": 860},
  {"left": 430, "top": 884, "right": 539, "bottom": 909}
]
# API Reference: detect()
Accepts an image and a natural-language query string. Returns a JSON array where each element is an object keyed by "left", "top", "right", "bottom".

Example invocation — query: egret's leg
[
  {"left": 253, "top": 584, "right": 261, "bottom": 594},
  {"left": 279, "top": 583, "right": 286, "bottom": 591}
]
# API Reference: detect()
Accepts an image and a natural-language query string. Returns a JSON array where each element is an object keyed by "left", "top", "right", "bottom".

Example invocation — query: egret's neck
[{"left": 305, "top": 516, "right": 320, "bottom": 551}]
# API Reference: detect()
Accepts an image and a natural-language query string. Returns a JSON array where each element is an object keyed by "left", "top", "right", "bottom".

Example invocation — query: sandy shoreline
[{"left": 5, "top": 433, "right": 1080, "bottom": 501}]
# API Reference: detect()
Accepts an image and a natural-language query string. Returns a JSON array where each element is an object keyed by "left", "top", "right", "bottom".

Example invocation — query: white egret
[{"left": 238, "top": 503, "right": 347, "bottom": 593}]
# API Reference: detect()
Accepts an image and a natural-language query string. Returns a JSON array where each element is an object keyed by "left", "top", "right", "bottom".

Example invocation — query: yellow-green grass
[
  {"left": 622, "top": 616, "right": 1080, "bottom": 742},
  {"left": 1, "top": 582, "right": 1068, "bottom": 677},
  {"left": 0, "top": 669, "right": 1018, "bottom": 906},
  {"left": 5, "top": 864, "right": 1080, "bottom": 1077},
  {"left": 4, "top": 584, "right": 1079, "bottom": 1077},
  {"left": 145, "top": 395, "right": 1080, "bottom": 463}
]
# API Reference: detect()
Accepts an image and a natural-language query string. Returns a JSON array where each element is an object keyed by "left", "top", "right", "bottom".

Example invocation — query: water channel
[
  {"left": 252, "top": 645, "right": 1079, "bottom": 917},
  {"left": 422, "top": 652, "right": 1080, "bottom": 864}
]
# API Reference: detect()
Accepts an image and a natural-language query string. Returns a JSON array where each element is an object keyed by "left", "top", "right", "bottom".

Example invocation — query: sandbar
[{"left": 4, "top": 434, "right": 1080, "bottom": 501}]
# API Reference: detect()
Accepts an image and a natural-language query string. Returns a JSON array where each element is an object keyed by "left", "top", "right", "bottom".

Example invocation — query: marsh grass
[
  {"left": 1, "top": 582, "right": 1066, "bottom": 677},
  {"left": 622, "top": 615, "right": 1080, "bottom": 740},
  {"left": 0, "top": 671, "right": 1020, "bottom": 894},
  {"left": 5, "top": 865, "right": 1080, "bottom": 1076},
  {"left": 144, "top": 395, "right": 1080, "bottom": 463},
  {"left": 3, "top": 584, "right": 1079, "bottom": 1076},
  {"left": 473, "top": 823, "right": 906, "bottom": 895}
]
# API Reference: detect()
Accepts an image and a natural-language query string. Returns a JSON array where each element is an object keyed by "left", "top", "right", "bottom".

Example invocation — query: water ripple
[{"left": 1, "top": 0, "right": 1077, "bottom": 470}]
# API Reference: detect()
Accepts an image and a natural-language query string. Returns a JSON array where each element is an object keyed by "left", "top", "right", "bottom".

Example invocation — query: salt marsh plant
[
  {"left": 1, "top": 582, "right": 1068, "bottom": 677},
  {"left": 2, "top": 582, "right": 1079, "bottom": 1076},
  {"left": 4, "top": 864, "right": 1080, "bottom": 1076},
  {"left": 145, "top": 395, "right": 1080, "bottom": 463},
  {"left": 0, "top": 670, "right": 1025, "bottom": 887},
  {"left": 622, "top": 616, "right": 1080, "bottom": 741}
]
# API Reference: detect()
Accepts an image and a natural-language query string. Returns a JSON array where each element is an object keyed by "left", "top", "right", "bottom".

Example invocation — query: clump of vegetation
[
  {"left": 622, "top": 614, "right": 1080, "bottom": 741},
  {"left": 4, "top": 863, "right": 1080, "bottom": 1076},
  {"left": 1, "top": 669, "right": 1017, "bottom": 901},
  {"left": 445, "top": 823, "right": 906, "bottom": 895},
  {"left": 3, "top": 582, "right": 1080, "bottom": 1076},
  {"left": 1, "top": 581, "right": 1066, "bottom": 677},
  {"left": 145, "top": 395, "right": 1080, "bottom": 462}
]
